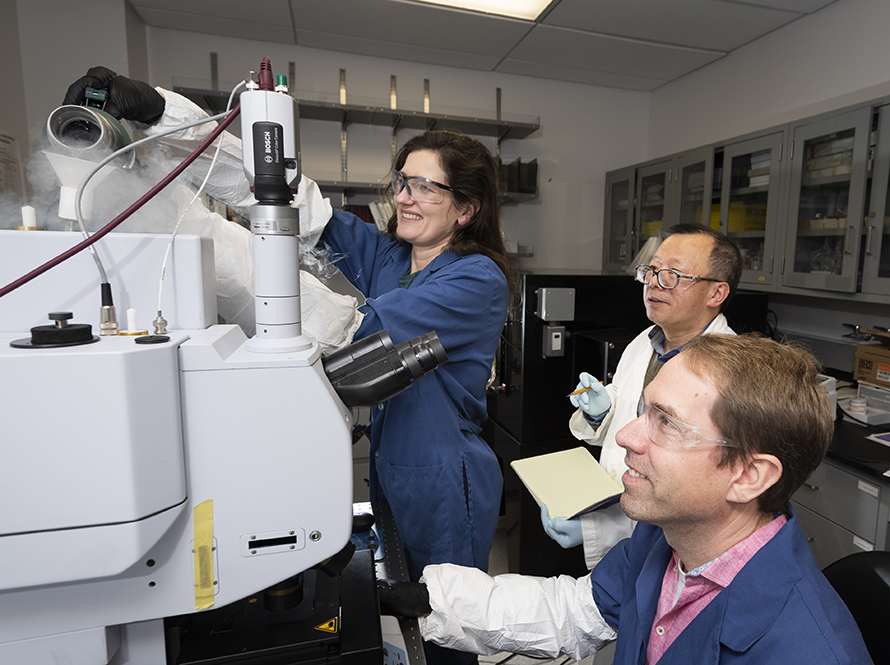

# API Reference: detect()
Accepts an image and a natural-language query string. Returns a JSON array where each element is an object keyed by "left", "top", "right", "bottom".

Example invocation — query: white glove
[
  {"left": 299, "top": 270, "right": 363, "bottom": 352},
  {"left": 569, "top": 372, "right": 611, "bottom": 419}
]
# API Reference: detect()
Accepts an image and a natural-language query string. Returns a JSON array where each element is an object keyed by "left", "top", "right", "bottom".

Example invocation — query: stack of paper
[{"left": 511, "top": 447, "right": 624, "bottom": 520}]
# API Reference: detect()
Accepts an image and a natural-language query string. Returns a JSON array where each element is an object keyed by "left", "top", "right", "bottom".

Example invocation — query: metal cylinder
[{"left": 45, "top": 105, "right": 131, "bottom": 162}]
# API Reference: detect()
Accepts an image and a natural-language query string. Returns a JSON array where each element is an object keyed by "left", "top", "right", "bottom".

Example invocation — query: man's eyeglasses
[
  {"left": 634, "top": 265, "right": 723, "bottom": 291},
  {"left": 391, "top": 170, "right": 459, "bottom": 204},
  {"left": 636, "top": 397, "right": 737, "bottom": 449}
]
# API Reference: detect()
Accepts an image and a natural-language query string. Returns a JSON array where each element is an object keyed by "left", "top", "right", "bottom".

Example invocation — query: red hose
[{"left": 0, "top": 103, "right": 241, "bottom": 299}]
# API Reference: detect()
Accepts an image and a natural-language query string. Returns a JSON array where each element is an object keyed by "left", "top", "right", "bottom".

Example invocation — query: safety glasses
[
  {"left": 391, "top": 170, "right": 459, "bottom": 204},
  {"left": 634, "top": 265, "right": 723, "bottom": 291},
  {"left": 636, "top": 396, "right": 737, "bottom": 448}
]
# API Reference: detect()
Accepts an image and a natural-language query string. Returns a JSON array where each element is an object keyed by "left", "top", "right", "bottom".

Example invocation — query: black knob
[{"left": 48, "top": 311, "right": 74, "bottom": 328}]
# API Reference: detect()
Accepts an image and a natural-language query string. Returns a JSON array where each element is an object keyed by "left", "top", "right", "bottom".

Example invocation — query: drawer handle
[{"left": 803, "top": 482, "right": 819, "bottom": 492}]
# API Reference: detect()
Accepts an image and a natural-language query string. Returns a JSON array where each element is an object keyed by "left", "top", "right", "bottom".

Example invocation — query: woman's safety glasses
[{"left": 391, "top": 170, "right": 459, "bottom": 204}]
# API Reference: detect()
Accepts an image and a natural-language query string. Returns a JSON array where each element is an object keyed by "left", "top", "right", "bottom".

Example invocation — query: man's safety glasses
[{"left": 636, "top": 397, "right": 737, "bottom": 449}]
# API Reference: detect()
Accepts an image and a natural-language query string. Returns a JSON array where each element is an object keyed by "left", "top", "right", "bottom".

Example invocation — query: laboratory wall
[
  {"left": 648, "top": 0, "right": 890, "bottom": 345},
  {"left": 142, "top": 27, "right": 650, "bottom": 272},
  {"left": 0, "top": 0, "right": 28, "bottom": 206},
  {"left": 9, "top": 0, "right": 890, "bottom": 283},
  {"left": 648, "top": 0, "right": 890, "bottom": 159},
  {"left": 16, "top": 0, "right": 133, "bottom": 148},
  {"left": 3, "top": 0, "right": 150, "bottom": 228}
]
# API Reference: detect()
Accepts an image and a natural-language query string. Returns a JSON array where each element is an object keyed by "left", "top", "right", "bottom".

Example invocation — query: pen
[{"left": 567, "top": 381, "right": 603, "bottom": 397}]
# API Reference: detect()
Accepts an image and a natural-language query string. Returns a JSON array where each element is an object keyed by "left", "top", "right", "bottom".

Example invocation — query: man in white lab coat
[{"left": 543, "top": 224, "right": 742, "bottom": 568}]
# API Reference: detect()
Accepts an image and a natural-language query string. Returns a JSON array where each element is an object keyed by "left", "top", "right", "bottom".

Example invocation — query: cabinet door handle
[
  {"left": 803, "top": 482, "right": 819, "bottom": 491},
  {"left": 668, "top": 168, "right": 672, "bottom": 183},
  {"left": 769, "top": 256, "right": 774, "bottom": 274},
  {"left": 843, "top": 225, "right": 853, "bottom": 254},
  {"left": 866, "top": 225, "right": 875, "bottom": 255},
  {"left": 807, "top": 537, "right": 815, "bottom": 544}
]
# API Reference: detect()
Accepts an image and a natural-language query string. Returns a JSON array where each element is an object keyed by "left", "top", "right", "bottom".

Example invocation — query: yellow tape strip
[{"left": 194, "top": 499, "right": 215, "bottom": 611}]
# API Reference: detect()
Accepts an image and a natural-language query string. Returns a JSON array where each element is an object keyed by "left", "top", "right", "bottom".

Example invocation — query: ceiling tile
[
  {"left": 542, "top": 0, "right": 801, "bottom": 51},
  {"left": 510, "top": 25, "right": 724, "bottom": 81},
  {"left": 135, "top": 7, "right": 296, "bottom": 44},
  {"left": 131, "top": 0, "right": 837, "bottom": 92},
  {"left": 497, "top": 58, "right": 665, "bottom": 91},
  {"left": 295, "top": 29, "right": 502, "bottom": 71},
  {"left": 289, "top": 0, "right": 532, "bottom": 58},
  {"left": 133, "top": 0, "right": 292, "bottom": 26},
  {"left": 725, "top": 0, "right": 836, "bottom": 13}
]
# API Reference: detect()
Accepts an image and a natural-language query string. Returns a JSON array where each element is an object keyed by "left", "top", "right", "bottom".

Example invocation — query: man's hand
[
  {"left": 63, "top": 66, "right": 165, "bottom": 125},
  {"left": 569, "top": 372, "right": 611, "bottom": 419},
  {"left": 376, "top": 579, "right": 432, "bottom": 618},
  {"left": 541, "top": 503, "right": 583, "bottom": 548}
]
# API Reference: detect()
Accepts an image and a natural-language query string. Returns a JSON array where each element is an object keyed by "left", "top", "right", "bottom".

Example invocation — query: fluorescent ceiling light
[{"left": 412, "top": 0, "right": 551, "bottom": 21}]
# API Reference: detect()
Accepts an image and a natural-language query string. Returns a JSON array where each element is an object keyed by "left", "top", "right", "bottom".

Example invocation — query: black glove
[
  {"left": 63, "top": 66, "right": 165, "bottom": 125},
  {"left": 376, "top": 579, "right": 431, "bottom": 618}
]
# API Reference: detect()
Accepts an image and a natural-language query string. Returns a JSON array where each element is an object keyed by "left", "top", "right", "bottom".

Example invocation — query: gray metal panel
[
  {"left": 543, "top": 0, "right": 802, "bottom": 52},
  {"left": 289, "top": 0, "right": 532, "bottom": 57},
  {"left": 792, "top": 501, "right": 869, "bottom": 569},
  {"left": 508, "top": 25, "right": 725, "bottom": 82},
  {"left": 792, "top": 460, "right": 881, "bottom": 542}
]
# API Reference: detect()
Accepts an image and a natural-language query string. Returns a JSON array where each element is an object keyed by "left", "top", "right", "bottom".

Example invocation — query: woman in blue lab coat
[
  {"left": 322, "top": 131, "right": 511, "bottom": 576},
  {"left": 322, "top": 130, "right": 512, "bottom": 665}
]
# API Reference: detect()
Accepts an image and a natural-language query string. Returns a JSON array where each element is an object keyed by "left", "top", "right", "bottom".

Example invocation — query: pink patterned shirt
[{"left": 645, "top": 515, "right": 788, "bottom": 664}]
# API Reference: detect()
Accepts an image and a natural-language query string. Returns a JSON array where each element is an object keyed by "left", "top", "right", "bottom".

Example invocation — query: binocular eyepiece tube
[{"left": 322, "top": 331, "right": 448, "bottom": 407}]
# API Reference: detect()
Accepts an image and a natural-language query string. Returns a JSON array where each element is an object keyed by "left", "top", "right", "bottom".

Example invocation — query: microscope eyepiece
[{"left": 322, "top": 331, "right": 448, "bottom": 407}]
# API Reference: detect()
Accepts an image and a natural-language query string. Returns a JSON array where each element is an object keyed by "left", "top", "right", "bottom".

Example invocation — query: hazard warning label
[{"left": 315, "top": 618, "right": 338, "bottom": 633}]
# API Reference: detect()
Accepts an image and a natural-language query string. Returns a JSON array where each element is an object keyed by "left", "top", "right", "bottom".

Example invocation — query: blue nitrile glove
[
  {"left": 569, "top": 372, "right": 611, "bottom": 419},
  {"left": 541, "top": 503, "right": 583, "bottom": 549}
]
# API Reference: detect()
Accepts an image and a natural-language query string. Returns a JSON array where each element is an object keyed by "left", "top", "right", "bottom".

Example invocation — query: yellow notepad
[{"left": 511, "top": 447, "right": 624, "bottom": 520}]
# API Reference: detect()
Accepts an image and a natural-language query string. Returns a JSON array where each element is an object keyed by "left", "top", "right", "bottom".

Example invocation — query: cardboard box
[{"left": 854, "top": 329, "right": 890, "bottom": 390}]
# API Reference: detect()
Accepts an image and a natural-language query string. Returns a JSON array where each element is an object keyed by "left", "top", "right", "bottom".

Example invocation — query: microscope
[{"left": 0, "top": 58, "right": 442, "bottom": 664}]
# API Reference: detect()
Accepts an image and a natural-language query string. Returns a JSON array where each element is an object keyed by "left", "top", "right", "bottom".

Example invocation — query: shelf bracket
[
  {"left": 210, "top": 52, "right": 218, "bottom": 91},
  {"left": 391, "top": 75, "right": 398, "bottom": 163},
  {"left": 340, "top": 69, "right": 348, "bottom": 207},
  {"left": 495, "top": 88, "right": 502, "bottom": 160}
]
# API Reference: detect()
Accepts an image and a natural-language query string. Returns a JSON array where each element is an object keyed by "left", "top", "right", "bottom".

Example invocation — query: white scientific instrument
[{"left": 0, "top": 58, "right": 444, "bottom": 665}]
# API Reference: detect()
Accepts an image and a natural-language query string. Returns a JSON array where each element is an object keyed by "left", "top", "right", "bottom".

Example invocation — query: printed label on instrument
[
  {"left": 858, "top": 480, "right": 880, "bottom": 498},
  {"left": 315, "top": 618, "right": 338, "bottom": 633}
]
